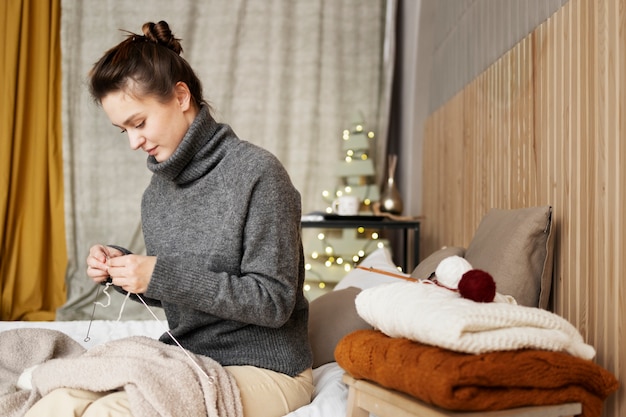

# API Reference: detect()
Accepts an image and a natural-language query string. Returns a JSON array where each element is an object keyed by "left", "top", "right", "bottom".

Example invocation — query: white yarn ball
[{"left": 434, "top": 256, "right": 473, "bottom": 289}]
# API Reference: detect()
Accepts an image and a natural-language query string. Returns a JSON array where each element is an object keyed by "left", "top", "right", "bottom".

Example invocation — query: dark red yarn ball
[{"left": 458, "top": 269, "right": 496, "bottom": 302}]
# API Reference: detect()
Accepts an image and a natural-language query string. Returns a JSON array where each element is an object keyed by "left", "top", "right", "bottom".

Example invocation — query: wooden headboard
[{"left": 421, "top": 0, "right": 625, "bottom": 415}]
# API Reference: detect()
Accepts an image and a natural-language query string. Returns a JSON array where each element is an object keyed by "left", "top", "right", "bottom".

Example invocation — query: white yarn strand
[
  {"left": 135, "top": 293, "right": 214, "bottom": 383},
  {"left": 116, "top": 290, "right": 131, "bottom": 321},
  {"left": 83, "top": 283, "right": 214, "bottom": 384},
  {"left": 94, "top": 282, "right": 114, "bottom": 308}
]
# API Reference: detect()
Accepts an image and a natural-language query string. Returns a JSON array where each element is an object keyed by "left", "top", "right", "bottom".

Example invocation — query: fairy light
[{"left": 305, "top": 116, "right": 383, "bottom": 295}]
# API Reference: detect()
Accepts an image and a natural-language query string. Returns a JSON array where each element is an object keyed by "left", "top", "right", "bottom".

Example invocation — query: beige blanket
[{"left": 0, "top": 328, "right": 242, "bottom": 417}]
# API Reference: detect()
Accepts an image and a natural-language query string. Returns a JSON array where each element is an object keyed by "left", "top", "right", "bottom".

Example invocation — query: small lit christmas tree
[
  {"left": 322, "top": 112, "right": 379, "bottom": 210},
  {"left": 303, "top": 113, "right": 388, "bottom": 299}
]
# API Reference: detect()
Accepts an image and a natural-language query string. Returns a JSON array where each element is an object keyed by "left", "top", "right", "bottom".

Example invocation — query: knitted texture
[
  {"left": 130, "top": 106, "right": 311, "bottom": 376},
  {"left": 355, "top": 281, "right": 595, "bottom": 359},
  {"left": 335, "top": 330, "right": 618, "bottom": 417}
]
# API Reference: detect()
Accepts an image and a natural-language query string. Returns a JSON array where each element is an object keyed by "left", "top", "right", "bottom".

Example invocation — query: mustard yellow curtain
[{"left": 0, "top": 0, "right": 66, "bottom": 320}]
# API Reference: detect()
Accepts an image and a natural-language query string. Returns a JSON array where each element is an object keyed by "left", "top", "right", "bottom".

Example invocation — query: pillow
[
  {"left": 308, "top": 287, "right": 373, "bottom": 368},
  {"left": 464, "top": 206, "right": 554, "bottom": 309},
  {"left": 410, "top": 246, "right": 466, "bottom": 280},
  {"left": 334, "top": 247, "right": 407, "bottom": 291}
]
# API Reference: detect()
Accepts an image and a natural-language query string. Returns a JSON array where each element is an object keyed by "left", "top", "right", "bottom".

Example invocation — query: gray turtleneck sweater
[{"left": 121, "top": 106, "right": 312, "bottom": 376}]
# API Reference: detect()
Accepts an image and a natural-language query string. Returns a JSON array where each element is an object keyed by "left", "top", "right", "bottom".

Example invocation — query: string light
[
  {"left": 306, "top": 231, "right": 387, "bottom": 279},
  {"left": 305, "top": 115, "right": 381, "bottom": 296}
]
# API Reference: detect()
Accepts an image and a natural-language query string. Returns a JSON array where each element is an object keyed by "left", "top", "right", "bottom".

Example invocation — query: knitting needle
[
  {"left": 84, "top": 245, "right": 111, "bottom": 342},
  {"left": 355, "top": 265, "right": 419, "bottom": 282}
]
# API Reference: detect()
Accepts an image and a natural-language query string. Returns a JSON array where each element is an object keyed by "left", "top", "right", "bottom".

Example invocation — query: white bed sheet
[{"left": 0, "top": 320, "right": 348, "bottom": 417}]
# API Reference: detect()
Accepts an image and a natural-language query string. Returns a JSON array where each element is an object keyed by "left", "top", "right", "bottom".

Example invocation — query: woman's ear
[{"left": 174, "top": 81, "right": 192, "bottom": 111}]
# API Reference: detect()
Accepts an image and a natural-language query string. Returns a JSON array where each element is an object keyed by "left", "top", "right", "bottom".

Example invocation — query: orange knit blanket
[{"left": 335, "top": 330, "right": 618, "bottom": 417}]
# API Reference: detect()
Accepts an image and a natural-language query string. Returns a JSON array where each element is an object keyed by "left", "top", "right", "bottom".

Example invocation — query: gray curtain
[{"left": 58, "top": 0, "right": 395, "bottom": 320}]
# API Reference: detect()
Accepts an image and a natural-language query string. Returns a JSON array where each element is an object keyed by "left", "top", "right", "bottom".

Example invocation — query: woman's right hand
[{"left": 86, "top": 245, "right": 123, "bottom": 283}]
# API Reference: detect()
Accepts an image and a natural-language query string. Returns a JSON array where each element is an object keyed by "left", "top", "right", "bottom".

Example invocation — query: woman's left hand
[{"left": 106, "top": 254, "right": 156, "bottom": 294}]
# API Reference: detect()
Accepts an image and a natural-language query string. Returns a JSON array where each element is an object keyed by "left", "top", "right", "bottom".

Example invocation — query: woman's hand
[
  {"left": 107, "top": 254, "right": 156, "bottom": 294},
  {"left": 86, "top": 244, "right": 122, "bottom": 283}
]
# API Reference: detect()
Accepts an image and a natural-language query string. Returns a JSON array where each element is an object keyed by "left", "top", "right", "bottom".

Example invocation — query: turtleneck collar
[{"left": 146, "top": 105, "right": 233, "bottom": 185}]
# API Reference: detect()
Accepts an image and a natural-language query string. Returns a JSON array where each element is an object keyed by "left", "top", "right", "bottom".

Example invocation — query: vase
[{"left": 380, "top": 154, "right": 403, "bottom": 215}]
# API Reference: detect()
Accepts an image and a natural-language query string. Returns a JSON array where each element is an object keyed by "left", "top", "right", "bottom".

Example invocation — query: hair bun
[{"left": 141, "top": 21, "right": 182, "bottom": 54}]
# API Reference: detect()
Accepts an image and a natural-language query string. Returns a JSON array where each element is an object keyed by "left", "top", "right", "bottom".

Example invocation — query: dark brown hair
[{"left": 89, "top": 21, "right": 206, "bottom": 108}]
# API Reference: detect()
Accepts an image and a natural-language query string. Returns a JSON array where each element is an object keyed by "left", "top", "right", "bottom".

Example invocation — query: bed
[
  {"left": 0, "top": 318, "right": 349, "bottom": 417},
  {"left": 0, "top": 206, "right": 618, "bottom": 417}
]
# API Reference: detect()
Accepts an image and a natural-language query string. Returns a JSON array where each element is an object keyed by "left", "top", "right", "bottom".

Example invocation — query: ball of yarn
[
  {"left": 435, "top": 256, "right": 473, "bottom": 289},
  {"left": 458, "top": 269, "right": 496, "bottom": 302}
]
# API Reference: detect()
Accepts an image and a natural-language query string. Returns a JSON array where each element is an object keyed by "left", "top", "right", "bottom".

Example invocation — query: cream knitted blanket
[
  {"left": 0, "top": 328, "right": 242, "bottom": 417},
  {"left": 355, "top": 281, "right": 596, "bottom": 360}
]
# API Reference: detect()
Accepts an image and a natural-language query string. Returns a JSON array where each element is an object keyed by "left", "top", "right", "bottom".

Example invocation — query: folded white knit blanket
[{"left": 355, "top": 281, "right": 596, "bottom": 360}]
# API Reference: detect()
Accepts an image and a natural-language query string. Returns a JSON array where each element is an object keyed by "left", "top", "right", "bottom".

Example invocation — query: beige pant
[{"left": 25, "top": 366, "right": 314, "bottom": 417}]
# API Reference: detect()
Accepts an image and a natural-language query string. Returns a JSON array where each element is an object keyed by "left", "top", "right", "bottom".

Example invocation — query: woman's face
[{"left": 101, "top": 83, "right": 197, "bottom": 162}]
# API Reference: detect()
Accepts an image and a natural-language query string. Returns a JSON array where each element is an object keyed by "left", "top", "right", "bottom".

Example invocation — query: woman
[{"left": 30, "top": 21, "right": 313, "bottom": 417}]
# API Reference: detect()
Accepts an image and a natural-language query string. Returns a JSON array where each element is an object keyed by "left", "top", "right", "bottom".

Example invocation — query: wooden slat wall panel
[{"left": 421, "top": 0, "right": 624, "bottom": 415}]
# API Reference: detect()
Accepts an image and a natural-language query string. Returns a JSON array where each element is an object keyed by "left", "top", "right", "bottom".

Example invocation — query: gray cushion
[
  {"left": 308, "top": 287, "right": 373, "bottom": 368},
  {"left": 464, "top": 206, "right": 554, "bottom": 308}
]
